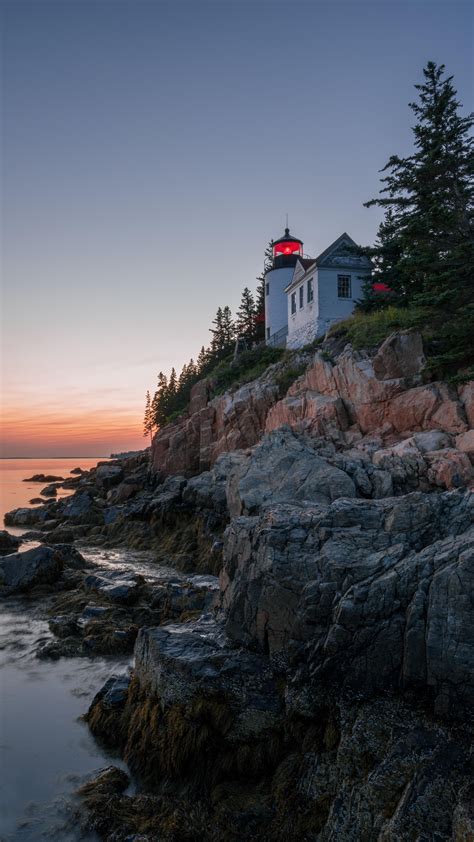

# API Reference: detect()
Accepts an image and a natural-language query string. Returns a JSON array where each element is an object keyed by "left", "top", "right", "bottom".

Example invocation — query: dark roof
[
  {"left": 273, "top": 227, "right": 303, "bottom": 246},
  {"left": 315, "top": 232, "right": 373, "bottom": 269},
  {"left": 299, "top": 258, "right": 316, "bottom": 271}
]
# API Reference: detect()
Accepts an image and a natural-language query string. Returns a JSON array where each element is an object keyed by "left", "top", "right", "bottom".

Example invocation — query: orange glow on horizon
[{"left": 1, "top": 403, "right": 146, "bottom": 457}]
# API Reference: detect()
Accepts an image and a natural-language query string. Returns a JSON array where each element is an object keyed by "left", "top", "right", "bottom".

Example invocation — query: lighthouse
[{"left": 265, "top": 227, "right": 303, "bottom": 345}]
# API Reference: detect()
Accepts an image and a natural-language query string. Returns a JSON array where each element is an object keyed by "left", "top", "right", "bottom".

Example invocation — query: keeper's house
[{"left": 264, "top": 229, "right": 373, "bottom": 349}]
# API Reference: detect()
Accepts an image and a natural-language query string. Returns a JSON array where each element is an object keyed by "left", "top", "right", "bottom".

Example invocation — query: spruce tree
[
  {"left": 255, "top": 275, "right": 266, "bottom": 340},
  {"left": 152, "top": 371, "right": 168, "bottom": 427},
  {"left": 210, "top": 307, "right": 224, "bottom": 356},
  {"left": 143, "top": 390, "right": 153, "bottom": 444},
  {"left": 197, "top": 345, "right": 209, "bottom": 373},
  {"left": 366, "top": 61, "right": 473, "bottom": 308},
  {"left": 210, "top": 307, "right": 233, "bottom": 358},
  {"left": 365, "top": 61, "right": 473, "bottom": 375},
  {"left": 235, "top": 287, "right": 256, "bottom": 341},
  {"left": 357, "top": 210, "right": 401, "bottom": 312},
  {"left": 178, "top": 363, "right": 189, "bottom": 391},
  {"left": 221, "top": 306, "right": 235, "bottom": 348},
  {"left": 187, "top": 358, "right": 196, "bottom": 379},
  {"left": 166, "top": 368, "right": 178, "bottom": 414},
  {"left": 254, "top": 241, "right": 273, "bottom": 341}
]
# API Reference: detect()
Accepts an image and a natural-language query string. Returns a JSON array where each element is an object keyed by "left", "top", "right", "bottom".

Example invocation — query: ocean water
[
  {"left": 0, "top": 601, "right": 131, "bottom": 841},
  {"left": 0, "top": 458, "right": 107, "bottom": 534},
  {"left": 0, "top": 456, "right": 133, "bottom": 841}
]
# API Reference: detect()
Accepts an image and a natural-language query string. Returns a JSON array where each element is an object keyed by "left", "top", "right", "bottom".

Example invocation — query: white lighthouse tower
[{"left": 265, "top": 227, "right": 304, "bottom": 345}]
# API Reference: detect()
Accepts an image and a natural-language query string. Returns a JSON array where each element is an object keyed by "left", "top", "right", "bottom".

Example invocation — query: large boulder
[
  {"left": 265, "top": 392, "right": 349, "bottom": 440},
  {"left": 0, "top": 546, "right": 64, "bottom": 594},
  {"left": 456, "top": 429, "right": 474, "bottom": 461},
  {"left": 58, "top": 491, "right": 103, "bottom": 525},
  {"left": 188, "top": 377, "right": 210, "bottom": 414},
  {"left": 459, "top": 381, "right": 474, "bottom": 427},
  {"left": 40, "top": 483, "right": 58, "bottom": 497},
  {"left": 94, "top": 464, "right": 124, "bottom": 491},
  {"left": 373, "top": 330, "right": 425, "bottom": 380},
  {"left": 4, "top": 504, "right": 55, "bottom": 527},
  {"left": 226, "top": 429, "right": 356, "bottom": 517},
  {"left": 133, "top": 617, "right": 282, "bottom": 734},
  {"left": 0, "top": 531, "right": 22, "bottom": 555},
  {"left": 83, "top": 570, "right": 143, "bottom": 604}
]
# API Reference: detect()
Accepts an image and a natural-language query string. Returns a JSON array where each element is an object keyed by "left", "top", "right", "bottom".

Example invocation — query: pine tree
[
  {"left": 221, "top": 306, "right": 235, "bottom": 347},
  {"left": 255, "top": 275, "right": 266, "bottom": 340},
  {"left": 210, "top": 307, "right": 233, "bottom": 358},
  {"left": 210, "top": 307, "right": 224, "bottom": 356},
  {"left": 178, "top": 363, "right": 189, "bottom": 391},
  {"left": 152, "top": 371, "right": 168, "bottom": 427},
  {"left": 166, "top": 368, "right": 178, "bottom": 415},
  {"left": 365, "top": 61, "right": 474, "bottom": 376},
  {"left": 143, "top": 390, "right": 153, "bottom": 445},
  {"left": 235, "top": 287, "right": 256, "bottom": 341},
  {"left": 187, "top": 358, "right": 197, "bottom": 380},
  {"left": 254, "top": 241, "right": 273, "bottom": 341},
  {"left": 197, "top": 346, "right": 209, "bottom": 373},
  {"left": 357, "top": 210, "right": 401, "bottom": 312},
  {"left": 365, "top": 61, "right": 473, "bottom": 309}
]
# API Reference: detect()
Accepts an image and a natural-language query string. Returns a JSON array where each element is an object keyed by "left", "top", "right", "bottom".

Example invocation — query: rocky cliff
[
  {"left": 77, "top": 332, "right": 474, "bottom": 841},
  {"left": 5, "top": 332, "right": 473, "bottom": 839},
  {"left": 151, "top": 332, "right": 474, "bottom": 490}
]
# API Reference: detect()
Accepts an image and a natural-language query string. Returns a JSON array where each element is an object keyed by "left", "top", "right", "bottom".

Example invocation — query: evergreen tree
[
  {"left": 365, "top": 61, "right": 473, "bottom": 309},
  {"left": 221, "top": 306, "right": 235, "bottom": 347},
  {"left": 197, "top": 345, "right": 209, "bottom": 373},
  {"left": 255, "top": 275, "right": 266, "bottom": 340},
  {"left": 365, "top": 61, "right": 473, "bottom": 375},
  {"left": 357, "top": 210, "right": 400, "bottom": 312},
  {"left": 152, "top": 371, "right": 168, "bottom": 427},
  {"left": 143, "top": 390, "right": 153, "bottom": 445},
  {"left": 235, "top": 287, "right": 256, "bottom": 341},
  {"left": 168, "top": 367, "right": 177, "bottom": 393},
  {"left": 254, "top": 241, "right": 273, "bottom": 341},
  {"left": 187, "top": 358, "right": 196, "bottom": 379},
  {"left": 178, "top": 363, "right": 189, "bottom": 391},
  {"left": 210, "top": 306, "right": 224, "bottom": 356},
  {"left": 210, "top": 306, "right": 233, "bottom": 358}
]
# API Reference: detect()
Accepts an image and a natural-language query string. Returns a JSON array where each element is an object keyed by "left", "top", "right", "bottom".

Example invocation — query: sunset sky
[{"left": 1, "top": 0, "right": 472, "bottom": 456}]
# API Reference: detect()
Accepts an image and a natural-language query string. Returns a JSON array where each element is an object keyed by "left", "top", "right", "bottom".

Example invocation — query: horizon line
[{"left": 0, "top": 455, "right": 110, "bottom": 460}]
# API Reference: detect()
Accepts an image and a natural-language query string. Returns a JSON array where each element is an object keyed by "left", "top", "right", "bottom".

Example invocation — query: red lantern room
[{"left": 271, "top": 228, "right": 303, "bottom": 268}]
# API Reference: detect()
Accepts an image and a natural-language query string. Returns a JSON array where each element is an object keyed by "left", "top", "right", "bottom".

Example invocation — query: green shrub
[
  {"left": 329, "top": 306, "right": 428, "bottom": 350},
  {"left": 327, "top": 303, "right": 474, "bottom": 381},
  {"left": 274, "top": 363, "right": 308, "bottom": 396},
  {"left": 211, "top": 345, "right": 284, "bottom": 396}
]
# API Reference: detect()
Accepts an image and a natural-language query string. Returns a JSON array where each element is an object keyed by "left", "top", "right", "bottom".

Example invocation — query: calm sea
[{"left": 0, "top": 458, "right": 107, "bottom": 533}]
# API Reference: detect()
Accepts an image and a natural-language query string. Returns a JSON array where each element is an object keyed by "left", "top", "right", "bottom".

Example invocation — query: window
[
  {"left": 266, "top": 327, "right": 270, "bottom": 339},
  {"left": 337, "top": 275, "right": 352, "bottom": 298},
  {"left": 307, "top": 277, "right": 314, "bottom": 303},
  {"left": 265, "top": 282, "right": 269, "bottom": 296},
  {"left": 299, "top": 286, "right": 304, "bottom": 309},
  {"left": 291, "top": 292, "right": 296, "bottom": 315}
]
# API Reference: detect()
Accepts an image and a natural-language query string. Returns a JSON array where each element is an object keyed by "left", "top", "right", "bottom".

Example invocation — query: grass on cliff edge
[
  {"left": 209, "top": 345, "right": 286, "bottom": 396},
  {"left": 328, "top": 305, "right": 474, "bottom": 382},
  {"left": 161, "top": 344, "right": 288, "bottom": 425}
]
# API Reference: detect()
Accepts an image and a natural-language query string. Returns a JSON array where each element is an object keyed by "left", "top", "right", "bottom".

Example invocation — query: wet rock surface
[
  {"left": 0, "top": 545, "right": 65, "bottom": 594},
  {"left": 23, "top": 473, "right": 65, "bottom": 482},
  {"left": 0, "top": 529, "right": 22, "bottom": 555}
]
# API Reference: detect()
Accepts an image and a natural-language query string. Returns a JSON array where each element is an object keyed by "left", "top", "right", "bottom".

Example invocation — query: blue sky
[{"left": 1, "top": 0, "right": 472, "bottom": 455}]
